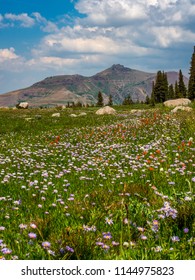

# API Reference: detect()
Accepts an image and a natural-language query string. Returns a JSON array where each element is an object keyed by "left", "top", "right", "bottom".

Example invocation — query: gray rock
[
  {"left": 18, "top": 102, "right": 29, "bottom": 109},
  {"left": 52, "top": 113, "right": 60, "bottom": 117},
  {"left": 164, "top": 98, "right": 191, "bottom": 107},
  {"left": 95, "top": 106, "right": 116, "bottom": 115},
  {"left": 78, "top": 112, "right": 87, "bottom": 116}
]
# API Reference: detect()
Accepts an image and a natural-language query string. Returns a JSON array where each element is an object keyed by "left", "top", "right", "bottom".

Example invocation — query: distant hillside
[{"left": 0, "top": 64, "right": 188, "bottom": 107}]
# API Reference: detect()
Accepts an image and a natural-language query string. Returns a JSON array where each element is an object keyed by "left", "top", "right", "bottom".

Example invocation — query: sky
[{"left": 0, "top": 0, "right": 195, "bottom": 93}]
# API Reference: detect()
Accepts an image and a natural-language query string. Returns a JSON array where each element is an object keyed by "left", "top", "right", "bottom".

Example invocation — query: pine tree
[
  {"left": 153, "top": 71, "right": 168, "bottom": 103},
  {"left": 150, "top": 82, "right": 155, "bottom": 106},
  {"left": 108, "top": 94, "right": 113, "bottom": 106},
  {"left": 153, "top": 71, "right": 162, "bottom": 103},
  {"left": 174, "top": 81, "right": 180, "bottom": 98},
  {"left": 188, "top": 46, "right": 195, "bottom": 100},
  {"left": 96, "top": 91, "right": 104, "bottom": 107},
  {"left": 122, "top": 95, "right": 133, "bottom": 105},
  {"left": 178, "top": 69, "right": 187, "bottom": 98},
  {"left": 168, "top": 84, "right": 175, "bottom": 99},
  {"left": 145, "top": 95, "right": 150, "bottom": 104}
]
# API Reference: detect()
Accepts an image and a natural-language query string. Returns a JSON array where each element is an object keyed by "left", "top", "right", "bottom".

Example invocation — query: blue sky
[{"left": 0, "top": 0, "right": 195, "bottom": 93}]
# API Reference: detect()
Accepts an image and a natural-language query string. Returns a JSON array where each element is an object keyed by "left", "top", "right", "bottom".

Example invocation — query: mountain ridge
[{"left": 0, "top": 64, "right": 188, "bottom": 107}]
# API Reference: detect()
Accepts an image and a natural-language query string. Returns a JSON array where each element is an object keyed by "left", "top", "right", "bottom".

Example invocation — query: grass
[{"left": 0, "top": 105, "right": 194, "bottom": 260}]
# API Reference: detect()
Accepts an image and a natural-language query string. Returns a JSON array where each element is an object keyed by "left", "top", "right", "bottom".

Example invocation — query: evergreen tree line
[
  {"left": 149, "top": 46, "right": 195, "bottom": 104},
  {"left": 150, "top": 69, "right": 187, "bottom": 105}
]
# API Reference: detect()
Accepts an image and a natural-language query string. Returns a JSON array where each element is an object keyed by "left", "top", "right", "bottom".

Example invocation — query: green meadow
[{"left": 0, "top": 105, "right": 194, "bottom": 260}]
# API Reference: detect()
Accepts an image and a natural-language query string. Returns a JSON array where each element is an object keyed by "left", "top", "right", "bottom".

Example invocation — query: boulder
[
  {"left": 164, "top": 98, "right": 191, "bottom": 107},
  {"left": 18, "top": 102, "right": 29, "bottom": 109},
  {"left": 78, "top": 112, "right": 87, "bottom": 116},
  {"left": 171, "top": 106, "right": 193, "bottom": 113},
  {"left": 95, "top": 106, "right": 116, "bottom": 115},
  {"left": 70, "top": 114, "right": 77, "bottom": 117},
  {"left": 52, "top": 113, "right": 60, "bottom": 117}
]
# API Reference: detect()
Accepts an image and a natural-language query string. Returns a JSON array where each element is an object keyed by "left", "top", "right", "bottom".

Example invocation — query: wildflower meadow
[{"left": 0, "top": 105, "right": 194, "bottom": 260}]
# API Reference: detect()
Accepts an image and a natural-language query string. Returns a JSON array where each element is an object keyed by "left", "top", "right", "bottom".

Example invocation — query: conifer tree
[
  {"left": 150, "top": 82, "right": 155, "bottom": 106},
  {"left": 178, "top": 69, "right": 187, "bottom": 98},
  {"left": 153, "top": 71, "right": 168, "bottom": 103},
  {"left": 96, "top": 91, "right": 104, "bottom": 107},
  {"left": 122, "top": 94, "right": 133, "bottom": 105},
  {"left": 145, "top": 95, "right": 150, "bottom": 104},
  {"left": 168, "top": 84, "right": 175, "bottom": 99},
  {"left": 188, "top": 46, "right": 195, "bottom": 100},
  {"left": 108, "top": 94, "right": 113, "bottom": 106},
  {"left": 161, "top": 71, "right": 168, "bottom": 102},
  {"left": 153, "top": 71, "right": 162, "bottom": 103},
  {"left": 174, "top": 81, "right": 180, "bottom": 98}
]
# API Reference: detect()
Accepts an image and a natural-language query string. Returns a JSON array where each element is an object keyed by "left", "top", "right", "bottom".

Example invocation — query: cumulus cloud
[
  {"left": 75, "top": 0, "right": 148, "bottom": 26},
  {"left": 4, "top": 13, "right": 35, "bottom": 27},
  {"left": 0, "top": 47, "right": 19, "bottom": 62},
  {"left": 1, "top": 0, "right": 195, "bottom": 93},
  {"left": 32, "top": 12, "right": 59, "bottom": 33},
  {"left": 0, "top": 12, "right": 58, "bottom": 32}
]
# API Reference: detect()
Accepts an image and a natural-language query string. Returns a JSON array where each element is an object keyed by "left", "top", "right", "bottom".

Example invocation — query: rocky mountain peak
[{"left": 111, "top": 64, "right": 126, "bottom": 70}]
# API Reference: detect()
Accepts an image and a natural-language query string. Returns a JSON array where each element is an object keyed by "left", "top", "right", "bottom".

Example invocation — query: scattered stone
[
  {"left": 164, "top": 98, "right": 191, "bottom": 107},
  {"left": 52, "top": 113, "right": 60, "bottom": 117},
  {"left": 171, "top": 106, "right": 193, "bottom": 113},
  {"left": 95, "top": 106, "right": 116, "bottom": 115},
  {"left": 78, "top": 112, "right": 87, "bottom": 116},
  {"left": 18, "top": 102, "right": 29, "bottom": 109},
  {"left": 25, "top": 118, "right": 33, "bottom": 121},
  {"left": 70, "top": 114, "right": 77, "bottom": 117}
]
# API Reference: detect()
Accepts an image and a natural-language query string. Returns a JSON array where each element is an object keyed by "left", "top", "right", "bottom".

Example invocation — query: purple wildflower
[
  {"left": 1, "top": 248, "right": 12, "bottom": 254},
  {"left": 183, "top": 228, "right": 189, "bottom": 233},
  {"left": 102, "top": 244, "right": 110, "bottom": 250},
  {"left": 42, "top": 241, "right": 51, "bottom": 248},
  {"left": 171, "top": 236, "right": 180, "bottom": 242},
  {"left": 65, "top": 246, "right": 74, "bottom": 253},
  {"left": 28, "top": 232, "right": 37, "bottom": 239},
  {"left": 102, "top": 232, "right": 112, "bottom": 239}
]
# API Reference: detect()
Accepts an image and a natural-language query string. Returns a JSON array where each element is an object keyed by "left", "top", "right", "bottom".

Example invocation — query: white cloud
[
  {"left": 0, "top": 12, "right": 59, "bottom": 32},
  {"left": 151, "top": 26, "right": 195, "bottom": 47},
  {"left": 4, "top": 13, "right": 35, "bottom": 27},
  {"left": 75, "top": 0, "right": 148, "bottom": 26},
  {"left": 32, "top": 12, "right": 59, "bottom": 33},
  {"left": 0, "top": 48, "right": 19, "bottom": 62}
]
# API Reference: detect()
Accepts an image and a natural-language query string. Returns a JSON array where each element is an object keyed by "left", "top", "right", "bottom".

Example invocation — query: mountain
[{"left": 0, "top": 64, "right": 188, "bottom": 107}]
